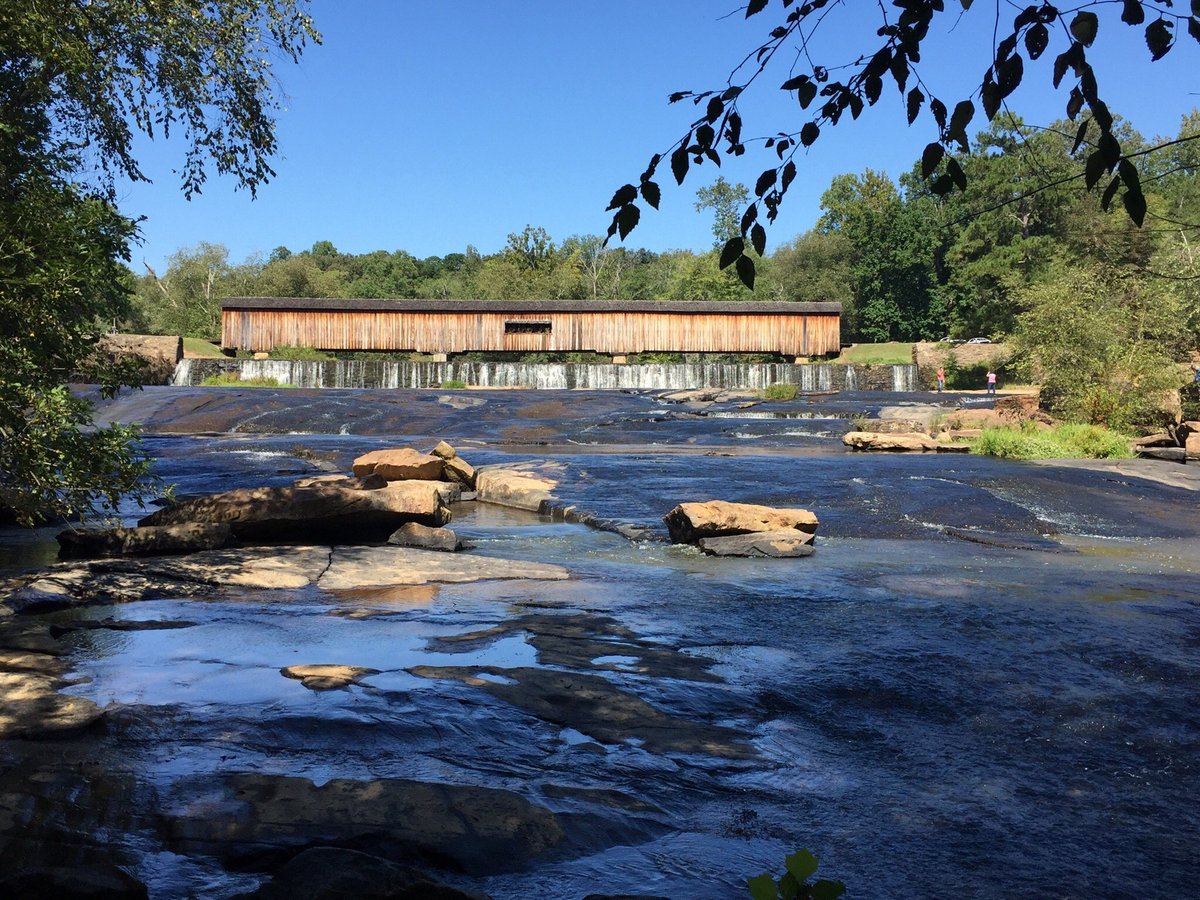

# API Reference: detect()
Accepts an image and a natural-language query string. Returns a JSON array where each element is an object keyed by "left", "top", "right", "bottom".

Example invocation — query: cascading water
[{"left": 172, "top": 358, "right": 921, "bottom": 391}]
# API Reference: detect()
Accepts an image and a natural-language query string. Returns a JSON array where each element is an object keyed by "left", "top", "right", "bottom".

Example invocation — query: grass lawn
[
  {"left": 833, "top": 342, "right": 913, "bottom": 365},
  {"left": 182, "top": 337, "right": 225, "bottom": 357}
]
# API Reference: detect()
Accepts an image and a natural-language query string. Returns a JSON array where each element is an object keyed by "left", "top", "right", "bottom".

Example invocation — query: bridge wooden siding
[{"left": 220, "top": 298, "right": 842, "bottom": 357}]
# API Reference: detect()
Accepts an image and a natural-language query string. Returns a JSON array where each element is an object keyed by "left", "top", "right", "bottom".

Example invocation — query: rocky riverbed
[{"left": 2, "top": 386, "right": 1199, "bottom": 898}]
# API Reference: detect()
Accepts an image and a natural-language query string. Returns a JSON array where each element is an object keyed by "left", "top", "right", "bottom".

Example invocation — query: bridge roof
[{"left": 220, "top": 297, "right": 842, "bottom": 315}]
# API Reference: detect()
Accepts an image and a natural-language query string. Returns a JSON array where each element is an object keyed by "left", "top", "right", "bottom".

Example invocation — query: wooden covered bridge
[{"left": 220, "top": 298, "right": 842, "bottom": 360}]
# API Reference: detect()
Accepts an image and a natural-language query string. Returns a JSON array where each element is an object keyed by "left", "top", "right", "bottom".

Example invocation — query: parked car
[{"left": 966, "top": 337, "right": 992, "bottom": 344}]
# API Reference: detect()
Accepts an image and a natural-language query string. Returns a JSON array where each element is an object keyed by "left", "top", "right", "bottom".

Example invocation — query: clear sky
[{"left": 119, "top": 1, "right": 1200, "bottom": 273}]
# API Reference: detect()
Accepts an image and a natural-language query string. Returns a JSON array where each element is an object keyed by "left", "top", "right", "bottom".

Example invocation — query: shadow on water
[{"left": 3, "top": 387, "right": 1200, "bottom": 898}]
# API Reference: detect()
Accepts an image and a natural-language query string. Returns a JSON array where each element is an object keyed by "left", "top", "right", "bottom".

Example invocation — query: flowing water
[
  {"left": 171, "top": 358, "right": 919, "bottom": 392},
  {"left": 3, "top": 387, "right": 1199, "bottom": 899}
]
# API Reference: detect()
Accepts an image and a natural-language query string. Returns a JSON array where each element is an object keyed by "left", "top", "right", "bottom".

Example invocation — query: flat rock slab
[
  {"left": 698, "top": 529, "right": 816, "bottom": 558},
  {"left": 165, "top": 773, "right": 567, "bottom": 875},
  {"left": 1, "top": 546, "right": 568, "bottom": 613},
  {"left": 57, "top": 523, "right": 237, "bottom": 560},
  {"left": 281, "top": 664, "right": 380, "bottom": 691},
  {"left": 0, "top": 670, "right": 103, "bottom": 739},
  {"left": 843, "top": 430, "right": 967, "bottom": 452}
]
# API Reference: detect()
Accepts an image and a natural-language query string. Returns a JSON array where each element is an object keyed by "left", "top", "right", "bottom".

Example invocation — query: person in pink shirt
[{"left": 986, "top": 370, "right": 997, "bottom": 394}]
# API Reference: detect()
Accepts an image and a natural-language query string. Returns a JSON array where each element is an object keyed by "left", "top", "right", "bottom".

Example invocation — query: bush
[
  {"left": 439, "top": 379, "right": 468, "bottom": 389},
  {"left": 200, "top": 373, "right": 289, "bottom": 388},
  {"left": 972, "top": 423, "right": 1131, "bottom": 459},
  {"left": 762, "top": 383, "right": 798, "bottom": 401},
  {"left": 270, "top": 345, "right": 333, "bottom": 361}
]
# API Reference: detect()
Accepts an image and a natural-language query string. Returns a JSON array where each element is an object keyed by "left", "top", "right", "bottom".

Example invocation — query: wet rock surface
[{"left": 2, "top": 388, "right": 1200, "bottom": 897}]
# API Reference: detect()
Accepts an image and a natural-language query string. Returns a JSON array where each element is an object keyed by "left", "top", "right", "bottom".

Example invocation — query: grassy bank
[
  {"left": 833, "top": 342, "right": 913, "bottom": 365},
  {"left": 200, "top": 373, "right": 293, "bottom": 388},
  {"left": 972, "top": 424, "right": 1132, "bottom": 460}
]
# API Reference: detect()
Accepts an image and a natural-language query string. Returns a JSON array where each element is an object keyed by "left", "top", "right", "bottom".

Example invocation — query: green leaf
[
  {"left": 784, "top": 849, "right": 820, "bottom": 883},
  {"left": 719, "top": 236, "right": 744, "bottom": 269},
  {"left": 747, "top": 873, "right": 778, "bottom": 900},
  {"left": 811, "top": 879, "right": 847, "bottom": 900},
  {"left": 1084, "top": 150, "right": 1109, "bottom": 190},
  {"left": 946, "top": 157, "right": 967, "bottom": 191},
  {"left": 1070, "top": 11, "right": 1099, "bottom": 46},
  {"left": 1100, "top": 174, "right": 1121, "bottom": 211},
  {"left": 1145, "top": 18, "right": 1174, "bottom": 60},
  {"left": 735, "top": 253, "right": 756, "bottom": 289},
  {"left": 779, "top": 871, "right": 802, "bottom": 900},
  {"left": 606, "top": 184, "right": 637, "bottom": 211}
]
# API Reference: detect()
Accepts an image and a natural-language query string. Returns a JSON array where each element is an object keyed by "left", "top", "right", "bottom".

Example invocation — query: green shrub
[
  {"left": 972, "top": 423, "right": 1131, "bottom": 459},
  {"left": 762, "top": 383, "right": 798, "bottom": 401},
  {"left": 200, "top": 373, "right": 290, "bottom": 388},
  {"left": 270, "top": 345, "right": 333, "bottom": 361},
  {"left": 748, "top": 848, "right": 844, "bottom": 900},
  {"left": 439, "top": 379, "right": 468, "bottom": 389}
]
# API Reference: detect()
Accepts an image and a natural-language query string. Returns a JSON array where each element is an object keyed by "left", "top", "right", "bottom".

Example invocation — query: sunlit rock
[
  {"left": 663, "top": 501, "right": 818, "bottom": 545},
  {"left": 351, "top": 447, "right": 444, "bottom": 481}
]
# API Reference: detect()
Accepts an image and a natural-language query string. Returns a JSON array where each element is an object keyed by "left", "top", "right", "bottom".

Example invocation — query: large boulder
[
  {"left": 843, "top": 430, "right": 968, "bottom": 452},
  {"left": 663, "top": 501, "right": 818, "bottom": 545},
  {"left": 387, "top": 523, "right": 463, "bottom": 552},
  {"left": 352, "top": 448, "right": 444, "bottom": 482},
  {"left": 139, "top": 483, "right": 449, "bottom": 543},
  {"left": 57, "top": 524, "right": 237, "bottom": 560},
  {"left": 475, "top": 464, "right": 558, "bottom": 511},
  {"left": 1183, "top": 421, "right": 1200, "bottom": 459}
]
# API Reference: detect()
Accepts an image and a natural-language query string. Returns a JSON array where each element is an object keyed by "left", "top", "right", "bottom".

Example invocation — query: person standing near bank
[
  {"left": 936, "top": 366, "right": 945, "bottom": 393},
  {"left": 986, "top": 370, "right": 997, "bottom": 394}
]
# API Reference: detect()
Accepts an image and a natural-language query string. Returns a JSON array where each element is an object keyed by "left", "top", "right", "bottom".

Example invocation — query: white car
[{"left": 966, "top": 337, "right": 991, "bottom": 344}]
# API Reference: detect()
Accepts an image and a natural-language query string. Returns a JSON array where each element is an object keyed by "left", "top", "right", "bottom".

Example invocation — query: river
[{"left": 2, "top": 386, "right": 1198, "bottom": 899}]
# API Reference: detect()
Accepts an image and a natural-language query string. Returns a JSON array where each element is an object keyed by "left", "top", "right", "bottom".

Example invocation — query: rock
[
  {"left": 1185, "top": 424, "right": 1200, "bottom": 459},
  {"left": 378, "top": 478, "right": 461, "bottom": 505},
  {"left": 662, "top": 501, "right": 818, "bottom": 545},
  {"left": 0, "top": 864, "right": 148, "bottom": 899},
  {"left": 138, "top": 482, "right": 449, "bottom": 543},
  {"left": 56, "top": 523, "right": 237, "bottom": 560},
  {"left": 475, "top": 464, "right": 558, "bottom": 511},
  {"left": 318, "top": 546, "right": 569, "bottom": 590},
  {"left": 843, "top": 430, "right": 940, "bottom": 452},
  {"left": 233, "top": 847, "right": 485, "bottom": 900},
  {"left": 352, "top": 448, "right": 444, "bottom": 482},
  {"left": 1129, "top": 432, "right": 1176, "bottom": 450},
  {"left": 441, "top": 455, "right": 476, "bottom": 489},
  {"left": 293, "top": 473, "right": 387, "bottom": 490},
  {"left": 165, "top": 773, "right": 567, "bottom": 875},
  {"left": 281, "top": 664, "right": 380, "bottom": 691},
  {"left": 387, "top": 523, "right": 462, "bottom": 552},
  {"left": 1137, "top": 447, "right": 1188, "bottom": 463},
  {"left": 0, "top": 670, "right": 104, "bottom": 738},
  {"left": 430, "top": 440, "right": 457, "bottom": 460},
  {"left": 697, "top": 529, "right": 816, "bottom": 558}
]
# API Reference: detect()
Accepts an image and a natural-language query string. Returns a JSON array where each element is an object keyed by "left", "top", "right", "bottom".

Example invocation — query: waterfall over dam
[{"left": 172, "top": 358, "right": 919, "bottom": 392}]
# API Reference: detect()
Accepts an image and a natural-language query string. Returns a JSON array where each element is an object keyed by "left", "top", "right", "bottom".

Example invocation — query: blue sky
[{"left": 120, "top": 1, "right": 1200, "bottom": 273}]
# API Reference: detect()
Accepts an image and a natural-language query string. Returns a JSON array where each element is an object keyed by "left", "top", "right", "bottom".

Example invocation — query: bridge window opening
[{"left": 504, "top": 321, "right": 552, "bottom": 334}]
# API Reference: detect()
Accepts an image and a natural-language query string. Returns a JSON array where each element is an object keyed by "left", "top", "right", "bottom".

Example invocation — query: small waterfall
[{"left": 171, "top": 359, "right": 923, "bottom": 392}]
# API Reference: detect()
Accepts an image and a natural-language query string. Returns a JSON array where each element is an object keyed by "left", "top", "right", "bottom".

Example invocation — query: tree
[
  {"left": 694, "top": 176, "right": 750, "bottom": 247},
  {"left": 0, "top": 1, "right": 319, "bottom": 523},
  {"left": 605, "top": 0, "right": 1200, "bottom": 287}
]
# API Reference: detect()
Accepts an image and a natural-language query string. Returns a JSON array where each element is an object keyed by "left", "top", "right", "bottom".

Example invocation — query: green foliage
[
  {"left": 972, "top": 423, "right": 1132, "bottom": 460},
  {"left": 762, "top": 383, "right": 798, "bottom": 401},
  {"left": 0, "top": 0, "right": 317, "bottom": 525},
  {"left": 270, "top": 345, "right": 334, "bottom": 361},
  {"left": 439, "top": 379, "right": 468, "bottom": 389},
  {"left": 200, "top": 373, "right": 289, "bottom": 388},
  {"left": 608, "top": 1, "right": 1183, "bottom": 287},
  {"left": 182, "top": 338, "right": 226, "bottom": 358},
  {"left": 747, "top": 849, "right": 845, "bottom": 900},
  {"left": 695, "top": 176, "right": 751, "bottom": 247}
]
